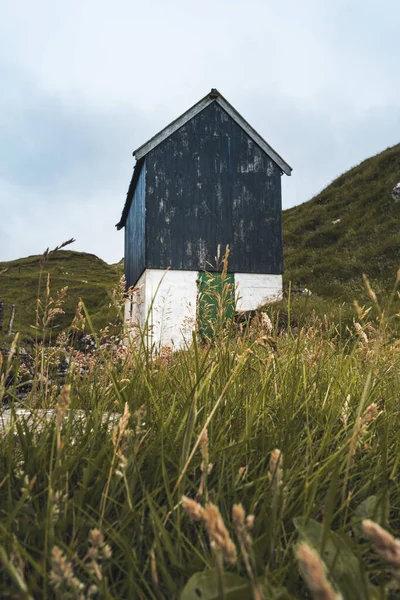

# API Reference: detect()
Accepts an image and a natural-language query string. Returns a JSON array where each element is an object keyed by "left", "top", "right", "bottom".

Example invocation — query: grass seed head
[
  {"left": 199, "top": 427, "right": 209, "bottom": 463},
  {"left": 181, "top": 496, "right": 204, "bottom": 521},
  {"left": 49, "top": 546, "right": 84, "bottom": 594},
  {"left": 268, "top": 448, "right": 283, "bottom": 488},
  {"left": 232, "top": 503, "right": 253, "bottom": 550},
  {"left": 340, "top": 395, "right": 351, "bottom": 427},
  {"left": 89, "top": 529, "right": 105, "bottom": 549},
  {"left": 261, "top": 312, "right": 273, "bottom": 333},
  {"left": 354, "top": 322, "right": 369, "bottom": 345},
  {"left": 202, "top": 503, "right": 237, "bottom": 564},
  {"left": 362, "top": 519, "right": 400, "bottom": 576},
  {"left": 360, "top": 403, "right": 379, "bottom": 429},
  {"left": 297, "top": 542, "right": 342, "bottom": 600}
]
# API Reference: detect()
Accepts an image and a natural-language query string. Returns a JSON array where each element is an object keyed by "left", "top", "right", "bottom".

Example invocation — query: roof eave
[
  {"left": 115, "top": 157, "right": 145, "bottom": 230},
  {"left": 133, "top": 91, "right": 214, "bottom": 160},
  {"left": 215, "top": 95, "right": 292, "bottom": 176}
]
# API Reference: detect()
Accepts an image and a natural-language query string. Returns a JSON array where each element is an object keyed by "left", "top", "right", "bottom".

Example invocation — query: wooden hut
[{"left": 117, "top": 89, "right": 292, "bottom": 348}]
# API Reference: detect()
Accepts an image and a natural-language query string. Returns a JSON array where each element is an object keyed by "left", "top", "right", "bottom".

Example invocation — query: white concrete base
[
  {"left": 235, "top": 273, "right": 282, "bottom": 311},
  {"left": 125, "top": 269, "right": 198, "bottom": 350},
  {"left": 125, "top": 269, "right": 282, "bottom": 349}
]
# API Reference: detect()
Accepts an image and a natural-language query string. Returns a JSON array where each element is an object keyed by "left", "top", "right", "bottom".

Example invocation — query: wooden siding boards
[
  {"left": 125, "top": 160, "right": 146, "bottom": 288},
  {"left": 144, "top": 102, "right": 283, "bottom": 275}
]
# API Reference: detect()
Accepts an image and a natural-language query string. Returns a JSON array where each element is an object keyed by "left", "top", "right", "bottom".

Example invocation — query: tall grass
[{"left": 1, "top": 269, "right": 400, "bottom": 599}]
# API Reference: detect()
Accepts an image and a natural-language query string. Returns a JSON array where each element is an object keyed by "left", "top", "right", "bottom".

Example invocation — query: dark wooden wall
[
  {"left": 125, "top": 102, "right": 284, "bottom": 285},
  {"left": 144, "top": 102, "right": 283, "bottom": 275},
  {"left": 125, "top": 161, "right": 146, "bottom": 288}
]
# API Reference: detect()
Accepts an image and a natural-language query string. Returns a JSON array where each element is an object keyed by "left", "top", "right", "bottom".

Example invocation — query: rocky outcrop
[{"left": 392, "top": 183, "right": 400, "bottom": 202}]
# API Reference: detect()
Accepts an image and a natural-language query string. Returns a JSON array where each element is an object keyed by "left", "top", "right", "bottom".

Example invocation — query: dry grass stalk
[
  {"left": 199, "top": 428, "right": 209, "bottom": 464},
  {"left": 21, "top": 474, "right": 36, "bottom": 499},
  {"left": 150, "top": 549, "right": 163, "bottom": 600},
  {"left": 202, "top": 503, "right": 237, "bottom": 564},
  {"left": 232, "top": 503, "right": 263, "bottom": 598},
  {"left": 101, "top": 403, "right": 132, "bottom": 520},
  {"left": 182, "top": 495, "right": 204, "bottom": 521},
  {"left": 49, "top": 488, "right": 66, "bottom": 522},
  {"left": 261, "top": 312, "right": 273, "bottom": 333},
  {"left": 362, "top": 519, "right": 400, "bottom": 583},
  {"left": 49, "top": 546, "right": 84, "bottom": 597},
  {"left": 85, "top": 528, "right": 112, "bottom": 582},
  {"left": 198, "top": 427, "right": 213, "bottom": 498},
  {"left": 341, "top": 372, "right": 378, "bottom": 504},
  {"left": 56, "top": 384, "right": 70, "bottom": 454},
  {"left": 71, "top": 301, "right": 86, "bottom": 332},
  {"left": 114, "top": 403, "right": 132, "bottom": 478},
  {"left": 297, "top": 542, "right": 342, "bottom": 600},
  {"left": 182, "top": 497, "right": 237, "bottom": 564},
  {"left": 354, "top": 322, "right": 369, "bottom": 345},
  {"left": 340, "top": 395, "right": 351, "bottom": 427},
  {"left": 0, "top": 546, "right": 31, "bottom": 599},
  {"left": 236, "top": 465, "right": 248, "bottom": 485},
  {"left": 268, "top": 448, "right": 283, "bottom": 498},
  {"left": 115, "top": 401, "right": 130, "bottom": 442},
  {"left": 353, "top": 300, "right": 372, "bottom": 322},
  {"left": 346, "top": 402, "right": 380, "bottom": 468},
  {"left": 360, "top": 403, "right": 380, "bottom": 434},
  {"left": 362, "top": 273, "right": 378, "bottom": 305},
  {"left": 232, "top": 504, "right": 253, "bottom": 554}
]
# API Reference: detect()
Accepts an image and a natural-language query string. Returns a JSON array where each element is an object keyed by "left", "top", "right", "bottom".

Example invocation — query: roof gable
[
  {"left": 116, "top": 89, "right": 292, "bottom": 230},
  {"left": 134, "top": 89, "right": 292, "bottom": 176}
]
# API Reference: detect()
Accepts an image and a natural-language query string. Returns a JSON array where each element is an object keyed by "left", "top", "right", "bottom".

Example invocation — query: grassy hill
[
  {"left": 0, "top": 250, "right": 123, "bottom": 347},
  {"left": 1, "top": 143, "right": 400, "bottom": 346},
  {"left": 283, "top": 143, "right": 400, "bottom": 301}
]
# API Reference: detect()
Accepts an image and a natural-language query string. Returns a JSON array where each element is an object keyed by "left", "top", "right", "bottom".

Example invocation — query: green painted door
[{"left": 197, "top": 271, "right": 235, "bottom": 340}]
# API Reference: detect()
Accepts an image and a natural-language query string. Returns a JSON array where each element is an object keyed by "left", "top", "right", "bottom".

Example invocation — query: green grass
[
  {"left": 283, "top": 143, "right": 400, "bottom": 302},
  {"left": 0, "top": 250, "right": 123, "bottom": 349},
  {"left": 1, "top": 289, "right": 400, "bottom": 598},
  {"left": 1, "top": 143, "right": 400, "bottom": 597}
]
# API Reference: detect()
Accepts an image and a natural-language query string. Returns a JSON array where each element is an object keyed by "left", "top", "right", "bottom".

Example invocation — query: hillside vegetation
[
  {"left": 283, "top": 143, "right": 400, "bottom": 301},
  {"left": 0, "top": 250, "right": 123, "bottom": 347}
]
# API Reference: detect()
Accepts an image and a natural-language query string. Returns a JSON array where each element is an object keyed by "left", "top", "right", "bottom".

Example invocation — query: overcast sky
[{"left": 1, "top": 0, "right": 399, "bottom": 263}]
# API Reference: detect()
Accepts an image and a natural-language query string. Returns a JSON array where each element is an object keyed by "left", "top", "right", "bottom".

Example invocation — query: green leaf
[
  {"left": 293, "top": 516, "right": 378, "bottom": 600},
  {"left": 180, "top": 570, "right": 252, "bottom": 600},
  {"left": 352, "top": 495, "right": 389, "bottom": 538}
]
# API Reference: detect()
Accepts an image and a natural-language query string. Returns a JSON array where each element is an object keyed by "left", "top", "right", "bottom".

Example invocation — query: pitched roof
[{"left": 116, "top": 89, "right": 292, "bottom": 230}]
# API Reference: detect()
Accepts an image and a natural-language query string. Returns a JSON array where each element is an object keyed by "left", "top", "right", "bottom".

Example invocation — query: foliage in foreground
[{"left": 1, "top": 275, "right": 400, "bottom": 599}]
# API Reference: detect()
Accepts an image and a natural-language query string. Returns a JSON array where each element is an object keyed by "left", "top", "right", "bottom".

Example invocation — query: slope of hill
[
  {"left": 283, "top": 143, "right": 400, "bottom": 301},
  {"left": 0, "top": 251, "right": 124, "bottom": 346}
]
